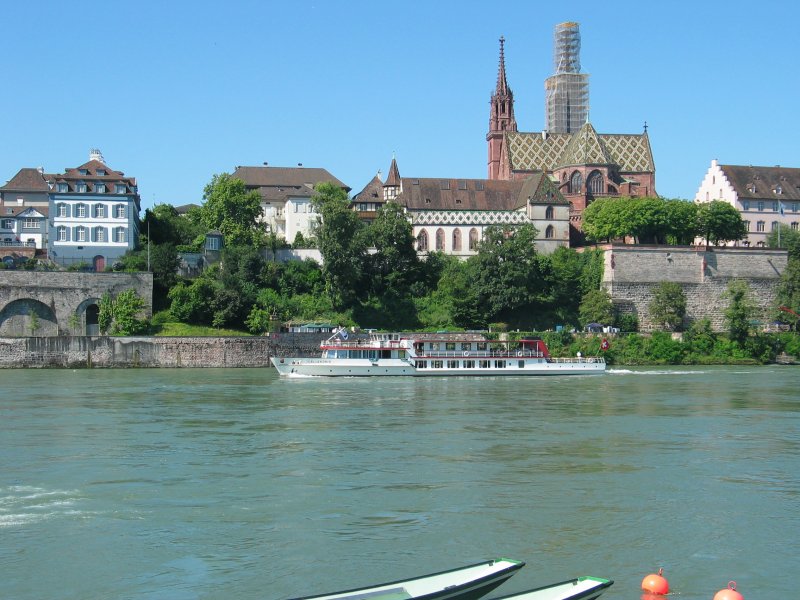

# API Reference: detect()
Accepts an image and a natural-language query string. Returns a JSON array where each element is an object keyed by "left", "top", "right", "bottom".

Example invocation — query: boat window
[
  {"left": 479, "top": 360, "right": 491, "bottom": 369},
  {"left": 430, "top": 342, "right": 439, "bottom": 351},
  {"left": 445, "top": 342, "right": 456, "bottom": 351},
  {"left": 461, "top": 342, "right": 471, "bottom": 351},
  {"left": 447, "top": 360, "right": 459, "bottom": 369},
  {"left": 416, "top": 361, "right": 427, "bottom": 369},
  {"left": 477, "top": 342, "right": 487, "bottom": 351},
  {"left": 432, "top": 360, "right": 444, "bottom": 369},
  {"left": 464, "top": 360, "right": 475, "bottom": 368},
  {"left": 518, "top": 360, "right": 525, "bottom": 368},
  {"left": 398, "top": 350, "right": 406, "bottom": 359},
  {"left": 495, "top": 360, "right": 506, "bottom": 369}
]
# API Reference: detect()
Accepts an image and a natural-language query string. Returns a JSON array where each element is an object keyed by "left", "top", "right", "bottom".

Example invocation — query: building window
[
  {"left": 469, "top": 228, "right": 479, "bottom": 250},
  {"left": 773, "top": 202, "right": 779, "bottom": 212},
  {"left": 440, "top": 180, "right": 450, "bottom": 190},
  {"left": 545, "top": 205, "right": 554, "bottom": 219},
  {"left": 756, "top": 221, "right": 765, "bottom": 232},
  {"left": 57, "top": 226, "right": 67, "bottom": 241},
  {"left": 1, "top": 219, "right": 13, "bottom": 229},
  {"left": 23, "top": 218, "right": 38, "bottom": 229},
  {"left": 77, "top": 182, "right": 87, "bottom": 193},
  {"left": 569, "top": 171, "right": 583, "bottom": 194},
  {"left": 758, "top": 201, "right": 765, "bottom": 211},
  {"left": 743, "top": 221, "right": 750, "bottom": 232},
  {"left": 95, "top": 227, "right": 107, "bottom": 242},
  {"left": 791, "top": 222, "right": 798, "bottom": 230},
  {"left": 115, "top": 204, "right": 126, "bottom": 218},
  {"left": 75, "top": 204, "right": 87, "bottom": 218},
  {"left": 775, "top": 185, "right": 783, "bottom": 195},
  {"left": 452, "top": 228, "right": 462, "bottom": 251},
  {"left": 435, "top": 228, "right": 445, "bottom": 251},
  {"left": 96, "top": 169, "right": 106, "bottom": 176},
  {"left": 115, "top": 227, "right": 126, "bottom": 243},
  {"left": 475, "top": 181, "right": 484, "bottom": 191},
  {"left": 742, "top": 201, "right": 750, "bottom": 211},
  {"left": 545, "top": 225, "right": 554, "bottom": 239},
  {"left": 458, "top": 180, "right": 467, "bottom": 190},
  {"left": 115, "top": 184, "right": 126, "bottom": 194},
  {"left": 206, "top": 236, "right": 220, "bottom": 250},
  {"left": 95, "top": 204, "right": 106, "bottom": 218},
  {"left": 78, "top": 169, "right": 88, "bottom": 175},
  {"left": 792, "top": 203, "right": 798, "bottom": 212},
  {"left": 57, "top": 182, "right": 68, "bottom": 193},
  {"left": 416, "top": 230, "right": 428, "bottom": 251},
  {"left": 748, "top": 184, "right": 756, "bottom": 193},
  {"left": 587, "top": 170, "right": 604, "bottom": 195},
  {"left": 771, "top": 221, "right": 779, "bottom": 231},
  {"left": 57, "top": 203, "right": 68, "bottom": 217},
  {"left": 95, "top": 183, "right": 106, "bottom": 193},
  {"left": 76, "top": 226, "right": 87, "bottom": 242}
]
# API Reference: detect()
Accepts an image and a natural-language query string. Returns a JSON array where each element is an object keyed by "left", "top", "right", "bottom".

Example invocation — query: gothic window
[
  {"left": 569, "top": 171, "right": 583, "bottom": 194},
  {"left": 587, "top": 170, "right": 604, "bottom": 195},
  {"left": 417, "top": 230, "right": 428, "bottom": 251},
  {"left": 545, "top": 225, "right": 554, "bottom": 239},
  {"left": 452, "top": 228, "right": 462, "bottom": 251},
  {"left": 469, "top": 228, "right": 479, "bottom": 250},
  {"left": 545, "top": 205, "right": 554, "bottom": 220},
  {"left": 436, "top": 228, "right": 445, "bottom": 251}
]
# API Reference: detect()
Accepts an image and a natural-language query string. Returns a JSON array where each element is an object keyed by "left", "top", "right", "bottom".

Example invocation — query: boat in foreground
[
  {"left": 272, "top": 332, "right": 605, "bottom": 377},
  {"left": 287, "top": 558, "right": 525, "bottom": 600},
  {"left": 488, "top": 576, "right": 613, "bottom": 600}
]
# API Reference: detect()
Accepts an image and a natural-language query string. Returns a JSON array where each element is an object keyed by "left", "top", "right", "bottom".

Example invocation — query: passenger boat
[
  {"left": 271, "top": 331, "right": 605, "bottom": 377},
  {"left": 287, "top": 558, "right": 525, "bottom": 600},
  {"left": 488, "top": 577, "right": 613, "bottom": 600}
]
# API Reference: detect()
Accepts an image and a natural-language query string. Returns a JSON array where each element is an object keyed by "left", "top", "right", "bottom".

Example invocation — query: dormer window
[
  {"left": 748, "top": 184, "right": 756, "bottom": 193},
  {"left": 115, "top": 184, "right": 126, "bottom": 194},
  {"left": 775, "top": 185, "right": 783, "bottom": 195},
  {"left": 78, "top": 169, "right": 88, "bottom": 176},
  {"left": 96, "top": 169, "right": 106, "bottom": 176},
  {"left": 76, "top": 182, "right": 87, "bottom": 193},
  {"left": 95, "top": 183, "right": 106, "bottom": 193},
  {"left": 57, "top": 182, "right": 68, "bottom": 193}
]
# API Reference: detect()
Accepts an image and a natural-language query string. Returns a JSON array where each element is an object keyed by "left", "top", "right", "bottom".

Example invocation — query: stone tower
[{"left": 487, "top": 36, "right": 517, "bottom": 180}]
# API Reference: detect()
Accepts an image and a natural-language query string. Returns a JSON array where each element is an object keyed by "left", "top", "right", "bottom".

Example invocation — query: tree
[
  {"left": 767, "top": 223, "right": 800, "bottom": 258},
  {"left": 200, "top": 173, "right": 263, "bottom": 246},
  {"left": 579, "top": 288, "right": 613, "bottom": 326},
  {"left": 98, "top": 290, "right": 148, "bottom": 335},
  {"left": 367, "top": 201, "right": 419, "bottom": 298},
  {"left": 696, "top": 201, "right": 747, "bottom": 246},
  {"left": 724, "top": 279, "right": 755, "bottom": 345},
  {"left": 664, "top": 200, "right": 699, "bottom": 245},
  {"left": 312, "top": 182, "right": 368, "bottom": 309},
  {"left": 648, "top": 281, "right": 687, "bottom": 331}
]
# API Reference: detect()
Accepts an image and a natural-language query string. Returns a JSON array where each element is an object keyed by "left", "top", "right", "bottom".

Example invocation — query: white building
[{"left": 695, "top": 159, "right": 800, "bottom": 247}]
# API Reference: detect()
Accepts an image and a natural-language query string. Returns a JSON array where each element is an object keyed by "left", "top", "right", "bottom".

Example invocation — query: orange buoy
[
  {"left": 641, "top": 568, "right": 670, "bottom": 595},
  {"left": 714, "top": 581, "right": 743, "bottom": 600}
]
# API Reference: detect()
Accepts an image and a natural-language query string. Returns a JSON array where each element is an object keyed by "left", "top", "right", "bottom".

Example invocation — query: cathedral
[{"left": 487, "top": 24, "right": 657, "bottom": 240}]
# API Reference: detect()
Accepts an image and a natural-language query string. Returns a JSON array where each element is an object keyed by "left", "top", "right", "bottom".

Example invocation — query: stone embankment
[{"left": 0, "top": 333, "right": 328, "bottom": 368}]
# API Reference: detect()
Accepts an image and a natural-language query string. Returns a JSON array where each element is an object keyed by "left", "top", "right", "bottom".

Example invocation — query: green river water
[{"left": 1, "top": 366, "right": 798, "bottom": 600}]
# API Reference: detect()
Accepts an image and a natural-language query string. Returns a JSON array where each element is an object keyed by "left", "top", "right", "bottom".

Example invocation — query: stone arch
[
  {"left": 75, "top": 297, "right": 102, "bottom": 335},
  {"left": 0, "top": 298, "right": 58, "bottom": 336}
]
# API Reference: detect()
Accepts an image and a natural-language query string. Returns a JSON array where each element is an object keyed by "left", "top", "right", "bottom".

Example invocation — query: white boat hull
[{"left": 271, "top": 357, "right": 605, "bottom": 377}]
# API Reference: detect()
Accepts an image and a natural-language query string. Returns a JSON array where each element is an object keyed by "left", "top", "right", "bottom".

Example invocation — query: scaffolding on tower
[{"left": 544, "top": 22, "right": 590, "bottom": 134}]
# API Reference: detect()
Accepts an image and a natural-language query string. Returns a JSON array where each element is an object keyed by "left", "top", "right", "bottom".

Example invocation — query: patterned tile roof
[{"left": 506, "top": 126, "right": 654, "bottom": 173}]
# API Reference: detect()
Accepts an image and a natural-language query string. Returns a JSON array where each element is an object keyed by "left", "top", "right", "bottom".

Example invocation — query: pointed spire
[
  {"left": 496, "top": 36, "right": 509, "bottom": 96},
  {"left": 384, "top": 156, "right": 400, "bottom": 187}
]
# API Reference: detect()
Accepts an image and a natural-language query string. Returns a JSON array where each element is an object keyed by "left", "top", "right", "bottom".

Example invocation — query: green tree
[
  {"left": 200, "top": 173, "right": 264, "bottom": 246},
  {"left": 98, "top": 290, "right": 148, "bottom": 335},
  {"left": 766, "top": 223, "right": 800, "bottom": 258},
  {"left": 168, "top": 278, "right": 218, "bottom": 325},
  {"left": 367, "top": 201, "right": 419, "bottom": 298},
  {"left": 312, "top": 182, "right": 368, "bottom": 309},
  {"left": 144, "top": 203, "right": 205, "bottom": 248},
  {"left": 664, "top": 199, "right": 699, "bottom": 245},
  {"left": 648, "top": 281, "right": 687, "bottom": 331},
  {"left": 579, "top": 288, "right": 613, "bottom": 326},
  {"left": 696, "top": 200, "right": 747, "bottom": 247},
  {"left": 724, "top": 279, "right": 755, "bottom": 345}
]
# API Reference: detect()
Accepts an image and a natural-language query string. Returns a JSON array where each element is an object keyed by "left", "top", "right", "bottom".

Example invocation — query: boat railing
[
  {"left": 548, "top": 357, "right": 606, "bottom": 364},
  {"left": 420, "top": 350, "right": 546, "bottom": 359}
]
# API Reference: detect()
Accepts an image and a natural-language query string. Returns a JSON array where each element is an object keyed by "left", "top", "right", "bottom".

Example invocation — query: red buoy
[
  {"left": 714, "top": 581, "right": 743, "bottom": 600},
  {"left": 641, "top": 568, "right": 669, "bottom": 595}
]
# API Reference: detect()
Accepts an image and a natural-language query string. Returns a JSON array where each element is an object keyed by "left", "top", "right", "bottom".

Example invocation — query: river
[{"left": 1, "top": 366, "right": 798, "bottom": 600}]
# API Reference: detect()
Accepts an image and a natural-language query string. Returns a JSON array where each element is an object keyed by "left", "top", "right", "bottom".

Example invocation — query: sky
[{"left": 2, "top": 0, "right": 799, "bottom": 212}]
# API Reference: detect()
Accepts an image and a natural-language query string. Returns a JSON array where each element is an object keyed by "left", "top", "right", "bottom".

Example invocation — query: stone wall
[
  {"left": 0, "top": 271, "right": 153, "bottom": 336},
  {"left": 0, "top": 332, "right": 329, "bottom": 368},
  {"left": 602, "top": 245, "right": 788, "bottom": 331}
]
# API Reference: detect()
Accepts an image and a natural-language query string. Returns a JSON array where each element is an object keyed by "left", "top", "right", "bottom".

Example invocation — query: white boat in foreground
[
  {"left": 272, "top": 332, "right": 605, "bottom": 377},
  {"left": 287, "top": 558, "right": 525, "bottom": 600},
  {"left": 488, "top": 576, "right": 613, "bottom": 600}
]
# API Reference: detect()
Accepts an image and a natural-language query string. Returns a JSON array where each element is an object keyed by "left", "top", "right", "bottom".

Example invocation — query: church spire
[
  {"left": 487, "top": 36, "right": 516, "bottom": 179},
  {"left": 383, "top": 155, "right": 401, "bottom": 201}
]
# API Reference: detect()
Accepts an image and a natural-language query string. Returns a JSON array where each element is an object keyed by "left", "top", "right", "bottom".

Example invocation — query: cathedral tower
[
  {"left": 487, "top": 36, "right": 517, "bottom": 180},
  {"left": 544, "top": 22, "right": 589, "bottom": 133}
]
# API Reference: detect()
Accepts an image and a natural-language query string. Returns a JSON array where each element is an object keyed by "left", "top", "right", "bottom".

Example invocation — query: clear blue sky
[{"left": 3, "top": 0, "right": 798, "bottom": 211}]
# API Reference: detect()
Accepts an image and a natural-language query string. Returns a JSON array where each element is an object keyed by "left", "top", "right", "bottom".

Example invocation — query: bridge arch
[{"left": 0, "top": 298, "right": 58, "bottom": 336}]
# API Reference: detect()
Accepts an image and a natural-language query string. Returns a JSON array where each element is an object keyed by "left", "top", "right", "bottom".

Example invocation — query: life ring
[
  {"left": 517, "top": 351, "right": 523, "bottom": 357},
  {"left": 463, "top": 351, "right": 469, "bottom": 357}
]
